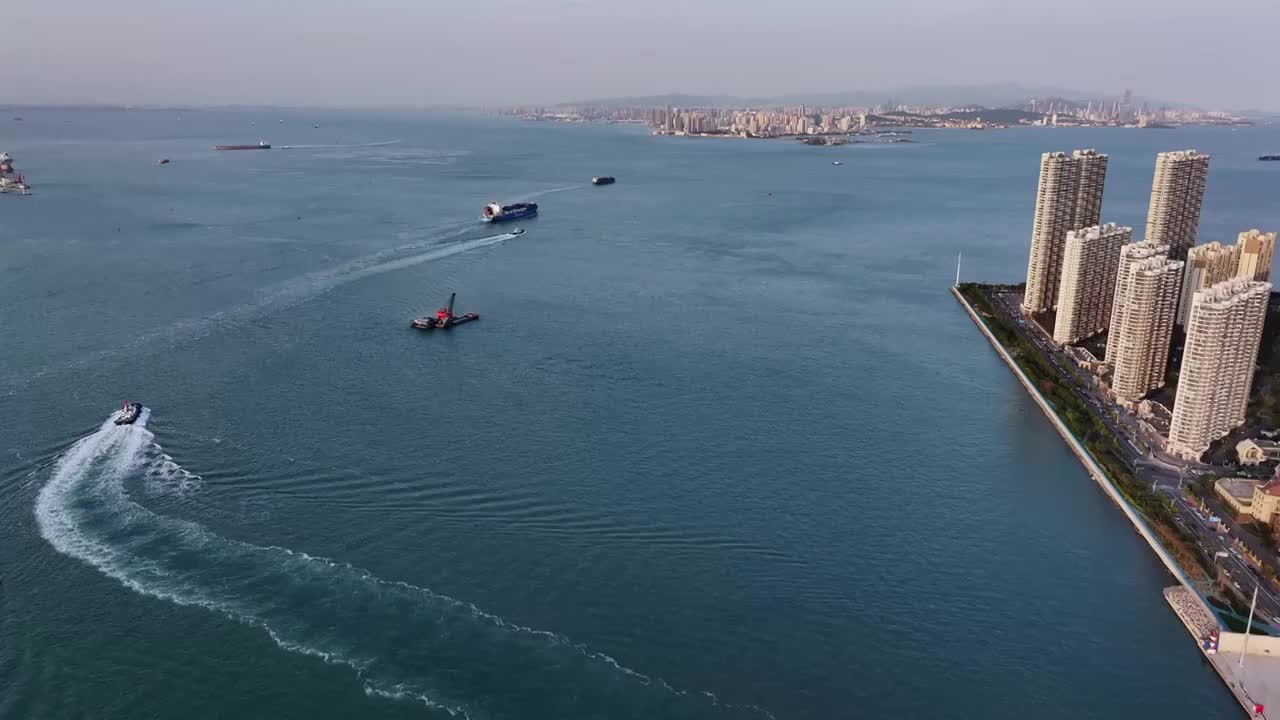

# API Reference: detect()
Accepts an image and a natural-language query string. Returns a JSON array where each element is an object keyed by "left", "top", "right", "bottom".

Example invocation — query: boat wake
[
  {"left": 35, "top": 413, "right": 774, "bottom": 720},
  {"left": 6, "top": 227, "right": 517, "bottom": 395},
  {"left": 277, "top": 140, "right": 403, "bottom": 150}
]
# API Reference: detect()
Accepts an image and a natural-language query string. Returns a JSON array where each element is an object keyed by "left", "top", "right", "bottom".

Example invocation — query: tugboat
[
  {"left": 115, "top": 401, "right": 143, "bottom": 425},
  {"left": 591, "top": 176, "right": 616, "bottom": 186},
  {"left": 480, "top": 202, "right": 537, "bottom": 223},
  {"left": 410, "top": 292, "right": 479, "bottom": 330}
]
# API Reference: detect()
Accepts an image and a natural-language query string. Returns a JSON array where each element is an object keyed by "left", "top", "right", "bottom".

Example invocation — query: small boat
[
  {"left": 115, "top": 401, "right": 143, "bottom": 425},
  {"left": 510, "top": 228, "right": 525, "bottom": 236},
  {"left": 158, "top": 158, "right": 170, "bottom": 165},
  {"left": 1260, "top": 155, "right": 1280, "bottom": 162},
  {"left": 832, "top": 161, "right": 843, "bottom": 166},
  {"left": 481, "top": 202, "right": 537, "bottom": 223},
  {"left": 591, "top": 176, "right": 616, "bottom": 186}
]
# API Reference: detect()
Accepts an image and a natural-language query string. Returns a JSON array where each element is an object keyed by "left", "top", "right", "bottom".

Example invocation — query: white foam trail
[
  {"left": 35, "top": 413, "right": 775, "bottom": 720},
  {"left": 6, "top": 227, "right": 515, "bottom": 394},
  {"left": 515, "top": 184, "right": 581, "bottom": 202},
  {"left": 277, "top": 140, "right": 402, "bottom": 150}
]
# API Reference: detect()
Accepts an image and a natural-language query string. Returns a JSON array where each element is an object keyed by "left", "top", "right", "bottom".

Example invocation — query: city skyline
[{"left": 5, "top": 0, "right": 1280, "bottom": 110}]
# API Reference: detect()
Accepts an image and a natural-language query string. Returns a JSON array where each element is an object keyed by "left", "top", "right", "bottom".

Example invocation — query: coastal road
[
  {"left": 982, "top": 288, "right": 1280, "bottom": 625},
  {"left": 1167, "top": 491, "right": 1280, "bottom": 625}
]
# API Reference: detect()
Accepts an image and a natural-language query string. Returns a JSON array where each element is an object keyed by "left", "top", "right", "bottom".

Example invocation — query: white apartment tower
[
  {"left": 1107, "top": 244, "right": 1183, "bottom": 403},
  {"left": 1236, "top": 229, "right": 1277, "bottom": 283},
  {"left": 1053, "top": 223, "right": 1131, "bottom": 345},
  {"left": 1021, "top": 149, "right": 1109, "bottom": 314},
  {"left": 1167, "top": 279, "right": 1272, "bottom": 460},
  {"left": 1176, "top": 241, "right": 1240, "bottom": 326},
  {"left": 1143, "top": 149, "right": 1210, "bottom": 261}
]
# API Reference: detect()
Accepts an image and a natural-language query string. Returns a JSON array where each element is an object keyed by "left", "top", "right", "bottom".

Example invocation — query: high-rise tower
[
  {"left": 1143, "top": 150, "right": 1210, "bottom": 261},
  {"left": 1168, "top": 279, "right": 1272, "bottom": 460},
  {"left": 1021, "top": 149, "right": 1109, "bottom": 314}
]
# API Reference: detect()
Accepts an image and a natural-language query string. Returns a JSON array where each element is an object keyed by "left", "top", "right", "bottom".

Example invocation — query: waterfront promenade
[{"left": 953, "top": 285, "right": 1274, "bottom": 718}]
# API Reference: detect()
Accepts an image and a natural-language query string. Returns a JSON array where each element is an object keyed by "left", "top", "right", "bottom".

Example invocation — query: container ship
[
  {"left": 214, "top": 142, "right": 271, "bottom": 151},
  {"left": 480, "top": 202, "right": 537, "bottom": 223}
]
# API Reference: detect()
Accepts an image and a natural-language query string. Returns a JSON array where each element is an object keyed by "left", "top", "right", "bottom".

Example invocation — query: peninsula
[{"left": 954, "top": 147, "right": 1280, "bottom": 717}]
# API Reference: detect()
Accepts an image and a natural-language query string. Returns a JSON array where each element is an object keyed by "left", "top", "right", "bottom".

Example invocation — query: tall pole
[
  {"left": 955, "top": 252, "right": 962, "bottom": 287},
  {"left": 1239, "top": 583, "right": 1259, "bottom": 669}
]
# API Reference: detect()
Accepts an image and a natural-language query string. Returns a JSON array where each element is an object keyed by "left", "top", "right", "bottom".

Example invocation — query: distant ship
[
  {"left": 214, "top": 142, "right": 271, "bottom": 151},
  {"left": 591, "top": 176, "right": 616, "bottom": 185},
  {"left": 481, "top": 202, "right": 537, "bottom": 223},
  {"left": 0, "top": 152, "right": 31, "bottom": 195},
  {"left": 1260, "top": 155, "right": 1280, "bottom": 161}
]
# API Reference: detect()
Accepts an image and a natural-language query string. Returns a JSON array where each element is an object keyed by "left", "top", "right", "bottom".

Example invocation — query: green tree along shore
[{"left": 957, "top": 283, "right": 1211, "bottom": 583}]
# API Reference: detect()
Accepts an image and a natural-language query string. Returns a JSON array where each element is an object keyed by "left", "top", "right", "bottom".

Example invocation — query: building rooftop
[
  {"left": 1216, "top": 477, "right": 1260, "bottom": 503},
  {"left": 1262, "top": 479, "right": 1280, "bottom": 498}
]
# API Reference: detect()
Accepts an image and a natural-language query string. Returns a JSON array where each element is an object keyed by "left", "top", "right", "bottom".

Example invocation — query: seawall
[{"left": 949, "top": 286, "right": 1211, "bottom": 612}]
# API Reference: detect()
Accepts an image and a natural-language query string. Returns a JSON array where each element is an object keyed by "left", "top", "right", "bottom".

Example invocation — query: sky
[{"left": 5, "top": 0, "right": 1278, "bottom": 110}]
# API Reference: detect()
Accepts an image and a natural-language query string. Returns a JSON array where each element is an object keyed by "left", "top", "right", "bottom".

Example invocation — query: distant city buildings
[
  {"left": 1021, "top": 150, "right": 1109, "bottom": 314},
  {"left": 1236, "top": 229, "right": 1276, "bottom": 283},
  {"left": 1107, "top": 245, "right": 1183, "bottom": 404},
  {"left": 1143, "top": 150, "right": 1210, "bottom": 262},
  {"left": 1168, "top": 279, "right": 1272, "bottom": 460},
  {"left": 1053, "top": 223, "right": 1130, "bottom": 345}
]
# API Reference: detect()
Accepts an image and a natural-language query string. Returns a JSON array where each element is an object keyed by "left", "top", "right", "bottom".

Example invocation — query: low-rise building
[
  {"left": 1216, "top": 470, "right": 1280, "bottom": 531},
  {"left": 1236, "top": 438, "right": 1280, "bottom": 465},
  {"left": 1215, "top": 477, "right": 1260, "bottom": 520},
  {"left": 1250, "top": 477, "right": 1280, "bottom": 531}
]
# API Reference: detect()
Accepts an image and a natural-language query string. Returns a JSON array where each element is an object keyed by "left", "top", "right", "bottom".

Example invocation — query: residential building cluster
[{"left": 1020, "top": 147, "right": 1276, "bottom": 461}]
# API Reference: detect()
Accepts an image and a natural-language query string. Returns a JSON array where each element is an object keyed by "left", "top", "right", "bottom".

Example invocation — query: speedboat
[
  {"left": 115, "top": 401, "right": 143, "bottom": 425},
  {"left": 832, "top": 161, "right": 844, "bottom": 166},
  {"left": 511, "top": 228, "right": 525, "bottom": 236}
]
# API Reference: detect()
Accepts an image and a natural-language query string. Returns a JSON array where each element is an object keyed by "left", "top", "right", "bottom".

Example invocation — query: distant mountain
[
  {"left": 554, "top": 93, "right": 755, "bottom": 109},
  {"left": 558, "top": 84, "right": 1183, "bottom": 110}
]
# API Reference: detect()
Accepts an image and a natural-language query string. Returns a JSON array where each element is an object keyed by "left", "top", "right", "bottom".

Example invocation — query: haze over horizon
[{"left": 6, "top": 0, "right": 1279, "bottom": 111}]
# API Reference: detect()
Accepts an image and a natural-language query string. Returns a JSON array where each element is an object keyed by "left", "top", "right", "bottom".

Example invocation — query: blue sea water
[{"left": 1, "top": 108, "right": 1277, "bottom": 718}]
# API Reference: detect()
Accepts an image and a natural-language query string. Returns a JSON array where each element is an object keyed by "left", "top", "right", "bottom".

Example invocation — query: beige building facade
[
  {"left": 1176, "top": 241, "right": 1240, "bottom": 326},
  {"left": 1167, "top": 278, "right": 1272, "bottom": 460},
  {"left": 1053, "top": 223, "right": 1130, "bottom": 344},
  {"left": 1022, "top": 149, "right": 1109, "bottom": 314},
  {"left": 1143, "top": 149, "right": 1210, "bottom": 262},
  {"left": 1107, "top": 245, "right": 1183, "bottom": 403},
  {"left": 1236, "top": 228, "right": 1276, "bottom": 283}
]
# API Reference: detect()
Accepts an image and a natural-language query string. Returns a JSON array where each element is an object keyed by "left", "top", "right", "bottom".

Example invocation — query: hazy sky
[{"left": 6, "top": 0, "right": 1278, "bottom": 109}]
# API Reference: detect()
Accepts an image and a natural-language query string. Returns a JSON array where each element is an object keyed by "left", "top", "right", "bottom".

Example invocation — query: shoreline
[{"left": 950, "top": 284, "right": 1263, "bottom": 717}]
